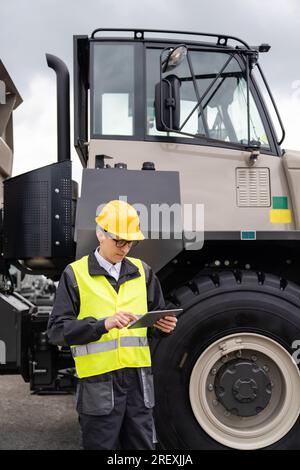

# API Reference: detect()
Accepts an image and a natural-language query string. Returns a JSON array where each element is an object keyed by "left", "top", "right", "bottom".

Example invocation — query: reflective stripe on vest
[
  {"left": 69, "top": 255, "right": 151, "bottom": 378},
  {"left": 72, "top": 339, "right": 118, "bottom": 358},
  {"left": 72, "top": 336, "right": 149, "bottom": 358}
]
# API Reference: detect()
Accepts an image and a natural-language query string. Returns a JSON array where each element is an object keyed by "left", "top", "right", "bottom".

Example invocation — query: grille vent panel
[{"left": 236, "top": 168, "right": 270, "bottom": 207}]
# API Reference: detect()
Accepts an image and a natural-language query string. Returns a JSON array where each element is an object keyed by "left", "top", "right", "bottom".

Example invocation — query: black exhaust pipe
[{"left": 46, "top": 54, "right": 70, "bottom": 162}]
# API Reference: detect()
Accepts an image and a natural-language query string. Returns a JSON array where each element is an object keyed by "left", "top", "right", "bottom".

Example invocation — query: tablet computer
[{"left": 127, "top": 308, "right": 183, "bottom": 329}]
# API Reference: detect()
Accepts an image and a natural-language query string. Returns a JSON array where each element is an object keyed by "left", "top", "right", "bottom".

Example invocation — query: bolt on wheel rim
[{"left": 189, "top": 333, "right": 300, "bottom": 449}]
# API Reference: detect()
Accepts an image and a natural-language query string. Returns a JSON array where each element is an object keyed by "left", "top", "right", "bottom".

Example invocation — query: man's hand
[
  {"left": 154, "top": 315, "right": 178, "bottom": 333},
  {"left": 104, "top": 311, "right": 138, "bottom": 331}
]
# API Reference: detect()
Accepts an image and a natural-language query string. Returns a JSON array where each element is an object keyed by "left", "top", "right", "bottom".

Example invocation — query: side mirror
[{"left": 154, "top": 75, "right": 181, "bottom": 131}]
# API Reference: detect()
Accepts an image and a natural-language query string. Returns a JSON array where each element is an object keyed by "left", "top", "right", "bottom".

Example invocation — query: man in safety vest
[{"left": 47, "top": 200, "right": 177, "bottom": 450}]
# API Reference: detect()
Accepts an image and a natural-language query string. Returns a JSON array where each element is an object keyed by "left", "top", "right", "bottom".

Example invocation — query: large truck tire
[{"left": 152, "top": 270, "right": 300, "bottom": 450}]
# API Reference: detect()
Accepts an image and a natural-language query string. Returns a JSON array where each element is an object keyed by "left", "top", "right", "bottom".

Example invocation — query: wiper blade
[
  {"left": 180, "top": 71, "right": 243, "bottom": 82},
  {"left": 170, "top": 128, "right": 261, "bottom": 150}
]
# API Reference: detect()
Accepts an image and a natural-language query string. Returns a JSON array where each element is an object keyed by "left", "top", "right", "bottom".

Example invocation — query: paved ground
[{"left": 0, "top": 375, "right": 81, "bottom": 450}]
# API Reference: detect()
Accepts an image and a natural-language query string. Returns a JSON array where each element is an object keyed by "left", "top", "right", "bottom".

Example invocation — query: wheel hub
[
  {"left": 233, "top": 378, "right": 257, "bottom": 402},
  {"left": 214, "top": 358, "right": 272, "bottom": 417}
]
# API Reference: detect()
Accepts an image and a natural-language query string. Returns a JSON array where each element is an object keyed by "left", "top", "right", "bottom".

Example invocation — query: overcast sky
[{"left": 1, "top": 0, "right": 300, "bottom": 185}]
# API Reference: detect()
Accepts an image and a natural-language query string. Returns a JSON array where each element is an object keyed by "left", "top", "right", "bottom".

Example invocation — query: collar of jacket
[{"left": 87, "top": 251, "right": 141, "bottom": 282}]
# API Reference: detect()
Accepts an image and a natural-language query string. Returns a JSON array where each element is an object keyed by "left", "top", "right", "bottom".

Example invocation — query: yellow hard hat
[{"left": 95, "top": 200, "right": 145, "bottom": 241}]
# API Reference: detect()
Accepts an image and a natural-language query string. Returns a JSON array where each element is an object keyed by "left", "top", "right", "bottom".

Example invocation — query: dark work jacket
[{"left": 47, "top": 252, "right": 166, "bottom": 347}]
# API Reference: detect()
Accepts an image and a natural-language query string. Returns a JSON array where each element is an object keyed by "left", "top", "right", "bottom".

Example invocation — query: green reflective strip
[
  {"left": 241, "top": 231, "right": 256, "bottom": 240},
  {"left": 272, "top": 196, "right": 288, "bottom": 209},
  {"left": 71, "top": 339, "right": 118, "bottom": 357},
  {"left": 120, "top": 337, "right": 149, "bottom": 347}
]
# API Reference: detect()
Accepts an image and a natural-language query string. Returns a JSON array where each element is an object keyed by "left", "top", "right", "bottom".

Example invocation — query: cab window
[
  {"left": 146, "top": 48, "right": 270, "bottom": 148},
  {"left": 92, "top": 44, "right": 134, "bottom": 136}
]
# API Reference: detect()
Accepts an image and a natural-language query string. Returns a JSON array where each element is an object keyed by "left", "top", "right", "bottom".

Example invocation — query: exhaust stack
[{"left": 46, "top": 54, "right": 70, "bottom": 162}]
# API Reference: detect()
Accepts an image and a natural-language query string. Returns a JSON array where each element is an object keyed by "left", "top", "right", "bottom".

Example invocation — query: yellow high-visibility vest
[{"left": 69, "top": 255, "right": 151, "bottom": 378}]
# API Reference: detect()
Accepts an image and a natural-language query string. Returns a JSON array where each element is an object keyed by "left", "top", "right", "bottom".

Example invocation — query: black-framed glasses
[{"left": 103, "top": 229, "right": 139, "bottom": 248}]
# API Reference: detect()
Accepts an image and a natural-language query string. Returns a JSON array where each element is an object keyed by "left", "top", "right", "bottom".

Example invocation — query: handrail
[{"left": 91, "top": 28, "right": 251, "bottom": 49}]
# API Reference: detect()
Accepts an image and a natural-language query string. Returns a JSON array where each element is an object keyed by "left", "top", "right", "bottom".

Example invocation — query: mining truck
[{"left": 1, "top": 29, "right": 300, "bottom": 450}]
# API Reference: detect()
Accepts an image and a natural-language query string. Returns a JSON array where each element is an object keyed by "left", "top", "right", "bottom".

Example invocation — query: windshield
[{"left": 147, "top": 48, "right": 269, "bottom": 148}]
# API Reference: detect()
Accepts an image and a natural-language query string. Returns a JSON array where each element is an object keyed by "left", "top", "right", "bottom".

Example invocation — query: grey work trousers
[{"left": 76, "top": 367, "right": 156, "bottom": 450}]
